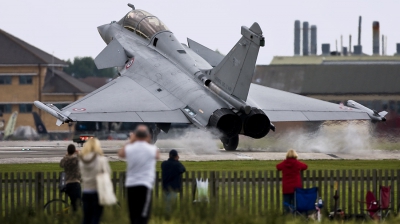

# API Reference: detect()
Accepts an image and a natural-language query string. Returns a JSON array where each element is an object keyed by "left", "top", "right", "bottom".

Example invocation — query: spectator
[
  {"left": 60, "top": 144, "right": 81, "bottom": 212},
  {"left": 161, "top": 149, "right": 186, "bottom": 212},
  {"left": 79, "top": 138, "right": 111, "bottom": 224},
  {"left": 118, "top": 125, "right": 159, "bottom": 224},
  {"left": 276, "top": 149, "right": 308, "bottom": 214}
]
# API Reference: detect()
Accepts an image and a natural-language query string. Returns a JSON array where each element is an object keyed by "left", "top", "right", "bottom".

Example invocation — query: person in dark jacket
[
  {"left": 276, "top": 149, "right": 308, "bottom": 214},
  {"left": 161, "top": 149, "right": 186, "bottom": 212},
  {"left": 60, "top": 144, "right": 81, "bottom": 212}
]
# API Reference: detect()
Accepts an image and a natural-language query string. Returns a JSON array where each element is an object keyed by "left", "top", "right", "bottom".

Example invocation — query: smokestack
[
  {"left": 373, "top": 21, "right": 380, "bottom": 55},
  {"left": 382, "top": 35, "right": 385, "bottom": 55},
  {"left": 302, "top": 22, "right": 309, "bottom": 56},
  {"left": 397, "top": 43, "right": 400, "bottom": 55},
  {"left": 358, "top": 16, "right": 362, "bottom": 45},
  {"left": 340, "top": 35, "right": 343, "bottom": 55},
  {"left": 385, "top": 36, "right": 388, "bottom": 55},
  {"left": 294, "top": 20, "right": 301, "bottom": 55},
  {"left": 349, "top": 35, "right": 352, "bottom": 54},
  {"left": 322, "top": 44, "right": 330, "bottom": 55},
  {"left": 310, "top": 25, "right": 317, "bottom": 55}
]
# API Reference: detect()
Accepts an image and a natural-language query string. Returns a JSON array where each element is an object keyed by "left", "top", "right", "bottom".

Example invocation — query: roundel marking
[{"left": 126, "top": 58, "right": 135, "bottom": 69}]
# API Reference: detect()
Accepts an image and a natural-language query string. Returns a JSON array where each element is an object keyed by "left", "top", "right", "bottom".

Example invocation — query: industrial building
[
  {"left": 253, "top": 18, "right": 400, "bottom": 131},
  {"left": 0, "top": 29, "right": 95, "bottom": 134}
]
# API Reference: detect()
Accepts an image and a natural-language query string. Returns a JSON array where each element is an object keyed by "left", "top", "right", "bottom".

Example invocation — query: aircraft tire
[{"left": 222, "top": 135, "right": 239, "bottom": 151}]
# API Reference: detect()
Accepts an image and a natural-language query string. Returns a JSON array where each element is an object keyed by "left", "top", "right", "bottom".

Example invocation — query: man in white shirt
[{"left": 118, "top": 125, "right": 159, "bottom": 224}]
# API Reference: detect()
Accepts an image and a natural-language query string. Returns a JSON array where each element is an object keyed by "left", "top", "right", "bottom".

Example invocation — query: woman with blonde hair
[
  {"left": 79, "top": 138, "right": 111, "bottom": 224},
  {"left": 276, "top": 149, "right": 308, "bottom": 214}
]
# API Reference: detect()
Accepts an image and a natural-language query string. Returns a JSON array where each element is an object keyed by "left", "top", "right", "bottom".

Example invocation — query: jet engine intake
[
  {"left": 242, "top": 108, "right": 271, "bottom": 139},
  {"left": 209, "top": 108, "right": 242, "bottom": 138}
]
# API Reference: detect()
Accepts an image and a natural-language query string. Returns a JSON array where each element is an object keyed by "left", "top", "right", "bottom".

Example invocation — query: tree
[
  {"left": 63, "top": 57, "right": 116, "bottom": 78},
  {"left": 215, "top": 49, "right": 225, "bottom": 56}
]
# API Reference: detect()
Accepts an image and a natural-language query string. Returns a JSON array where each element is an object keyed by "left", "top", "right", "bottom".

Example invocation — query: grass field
[
  {"left": 0, "top": 160, "right": 399, "bottom": 173},
  {"left": 1, "top": 201, "right": 400, "bottom": 224}
]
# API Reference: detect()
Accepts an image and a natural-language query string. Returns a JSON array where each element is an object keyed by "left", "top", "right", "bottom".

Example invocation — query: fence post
[
  {"left": 397, "top": 169, "right": 400, "bottom": 214},
  {"left": 35, "top": 172, "right": 44, "bottom": 212},
  {"left": 0, "top": 173, "right": 2, "bottom": 216},
  {"left": 372, "top": 169, "right": 377, "bottom": 197},
  {"left": 210, "top": 171, "right": 216, "bottom": 200},
  {"left": 276, "top": 170, "right": 281, "bottom": 211}
]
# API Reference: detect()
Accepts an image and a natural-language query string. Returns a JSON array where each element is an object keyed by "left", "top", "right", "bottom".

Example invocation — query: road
[{"left": 0, "top": 140, "right": 399, "bottom": 164}]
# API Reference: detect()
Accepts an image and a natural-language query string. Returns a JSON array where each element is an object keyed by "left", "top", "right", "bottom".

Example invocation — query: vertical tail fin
[
  {"left": 32, "top": 112, "right": 48, "bottom": 134},
  {"left": 210, "top": 23, "right": 264, "bottom": 102},
  {"left": 3, "top": 111, "right": 18, "bottom": 140}
]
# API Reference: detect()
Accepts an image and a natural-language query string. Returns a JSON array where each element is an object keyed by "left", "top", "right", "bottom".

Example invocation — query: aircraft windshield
[{"left": 123, "top": 9, "right": 169, "bottom": 40}]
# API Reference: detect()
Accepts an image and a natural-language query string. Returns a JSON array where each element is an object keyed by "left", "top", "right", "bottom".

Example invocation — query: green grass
[
  {"left": 0, "top": 160, "right": 399, "bottom": 173},
  {"left": 1, "top": 201, "right": 399, "bottom": 224}
]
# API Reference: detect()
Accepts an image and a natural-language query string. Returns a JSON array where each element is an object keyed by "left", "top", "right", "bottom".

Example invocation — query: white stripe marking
[{"left": 142, "top": 188, "right": 151, "bottom": 217}]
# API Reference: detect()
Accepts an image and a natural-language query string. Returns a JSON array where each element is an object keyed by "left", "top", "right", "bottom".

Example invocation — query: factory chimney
[
  {"left": 302, "top": 22, "right": 309, "bottom": 56},
  {"left": 358, "top": 16, "right": 362, "bottom": 45},
  {"left": 310, "top": 25, "right": 317, "bottom": 55},
  {"left": 354, "top": 16, "right": 362, "bottom": 55},
  {"left": 372, "top": 21, "right": 380, "bottom": 55},
  {"left": 294, "top": 20, "right": 301, "bottom": 55}
]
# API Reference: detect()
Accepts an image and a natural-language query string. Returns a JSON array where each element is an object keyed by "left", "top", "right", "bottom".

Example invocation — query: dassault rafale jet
[{"left": 34, "top": 4, "right": 387, "bottom": 151}]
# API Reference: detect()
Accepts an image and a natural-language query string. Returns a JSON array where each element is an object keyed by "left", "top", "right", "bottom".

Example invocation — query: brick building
[{"left": 0, "top": 29, "right": 95, "bottom": 133}]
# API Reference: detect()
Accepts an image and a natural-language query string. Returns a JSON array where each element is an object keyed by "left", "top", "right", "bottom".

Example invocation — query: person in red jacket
[{"left": 276, "top": 149, "right": 308, "bottom": 213}]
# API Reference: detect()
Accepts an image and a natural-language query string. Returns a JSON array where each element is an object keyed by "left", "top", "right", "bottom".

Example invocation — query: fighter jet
[{"left": 34, "top": 4, "right": 387, "bottom": 151}]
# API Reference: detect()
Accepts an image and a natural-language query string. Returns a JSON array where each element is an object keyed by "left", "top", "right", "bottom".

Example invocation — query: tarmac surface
[{"left": 0, "top": 140, "right": 399, "bottom": 164}]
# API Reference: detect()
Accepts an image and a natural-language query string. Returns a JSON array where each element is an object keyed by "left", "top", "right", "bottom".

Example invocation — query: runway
[{"left": 0, "top": 140, "right": 399, "bottom": 164}]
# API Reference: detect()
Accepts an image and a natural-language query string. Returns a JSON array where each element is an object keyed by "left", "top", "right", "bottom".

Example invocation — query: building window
[
  {"left": 0, "top": 104, "right": 12, "bottom": 113},
  {"left": 0, "top": 76, "right": 12, "bottom": 85},
  {"left": 19, "top": 76, "right": 33, "bottom": 85},
  {"left": 19, "top": 104, "right": 33, "bottom": 113}
]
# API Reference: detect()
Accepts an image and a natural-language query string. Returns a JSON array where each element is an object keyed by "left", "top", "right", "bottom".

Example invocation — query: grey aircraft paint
[{"left": 34, "top": 4, "right": 387, "bottom": 151}]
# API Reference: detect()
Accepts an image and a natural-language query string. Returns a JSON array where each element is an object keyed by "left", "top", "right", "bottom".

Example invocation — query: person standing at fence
[
  {"left": 161, "top": 149, "right": 186, "bottom": 213},
  {"left": 276, "top": 149, "right": 308, "bottom": 214},
  {"left": 118, "top": 125, "right": 159, "bottom": 224},
  {"left": 60, "top": 144, "right": 81, "bottom": 212},
  {"left": 79, "top": 138, "right": 111, "bottom": 224}
]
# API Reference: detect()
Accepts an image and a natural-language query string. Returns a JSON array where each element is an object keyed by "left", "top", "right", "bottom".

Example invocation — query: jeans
[
  {"left": 127, "top": 186, "right": 152, "bottom": 224},
  {"left": 283, "top": 193, "right": 295, "bottom": 214},
  {"left": 82, "top": 192, "right": 103, "bottom": 224},
  {"left": 65, "top": 182, "right": 81, "bottom": 212},
  {"left": 164, "top": 191, "right": 178, "bottom": 213}
]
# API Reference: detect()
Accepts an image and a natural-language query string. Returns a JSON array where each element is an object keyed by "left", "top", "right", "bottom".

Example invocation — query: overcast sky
[{"left": 1, "top": 0, "right": 400, "bottom": 64}]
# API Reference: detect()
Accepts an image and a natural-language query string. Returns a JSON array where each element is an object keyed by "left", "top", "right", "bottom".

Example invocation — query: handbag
[
  {"left": 59, "top": 172, "right": 66, "bottom": 192},
  {"left": 96, "top": 156, "right": 117, "bottom": 205}
]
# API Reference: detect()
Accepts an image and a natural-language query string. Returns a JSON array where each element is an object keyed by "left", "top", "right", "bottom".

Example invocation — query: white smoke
[
  {"left": 238, "top": 120, "right": 376, "bottom": 154},
  {"left": 276, "top": 121, "right": 374, "bottom": 154},
  {"left": 156, "top": 128, "right": 221, "bottom": 155}
]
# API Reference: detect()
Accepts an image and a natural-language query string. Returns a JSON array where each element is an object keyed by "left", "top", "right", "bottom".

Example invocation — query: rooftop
[
  {"left": 0, "top": 29, "right": 67, "bottom": 66},
  {"left": 42, "top": 69, "right": 95, "bottom": 94}
]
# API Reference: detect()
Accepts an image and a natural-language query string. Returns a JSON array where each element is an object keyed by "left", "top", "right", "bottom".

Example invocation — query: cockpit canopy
[{"left": 121, "top": 9, "right": 169, "bottom": 40}]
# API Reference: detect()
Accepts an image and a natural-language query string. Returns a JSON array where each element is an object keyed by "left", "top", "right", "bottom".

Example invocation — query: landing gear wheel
[{"left": 221, "top": 135, "right": 239, "bottom": 151}]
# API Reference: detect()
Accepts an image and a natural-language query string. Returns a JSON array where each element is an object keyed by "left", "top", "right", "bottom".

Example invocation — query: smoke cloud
[
  {"left": 239, "top": 120, "right": 376, "bottom": 154},
  {"left": 156, "top": 128, "right": 221, "bottom": 155}
]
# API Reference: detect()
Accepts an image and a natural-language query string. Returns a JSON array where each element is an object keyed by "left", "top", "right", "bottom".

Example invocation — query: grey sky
[{"left": 1, "top": 0, "right": 399, "bottom": 64}]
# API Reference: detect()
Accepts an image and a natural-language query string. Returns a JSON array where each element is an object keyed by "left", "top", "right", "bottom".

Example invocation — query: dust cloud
[
  {"left": 238, "top": 120, "right": 376, "bottom": 154},
  {"left": 274, "top": 121, "right": 375, "bottom": 154},
  {"left": 156, "top": 121, "right": 378, "bottom": 154},
  {"left": 156, "top": 128, "right": 221, "bottom": 155}
]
